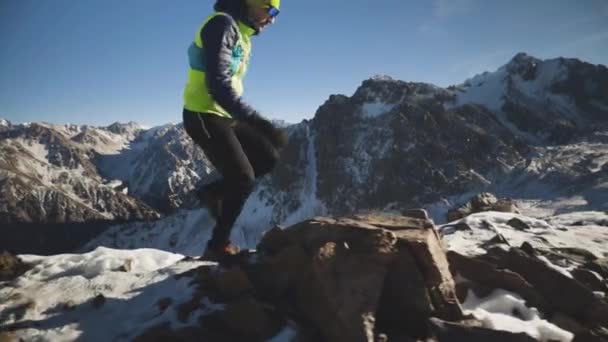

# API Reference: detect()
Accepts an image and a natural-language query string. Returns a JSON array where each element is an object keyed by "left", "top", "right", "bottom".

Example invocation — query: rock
[
  {"left": 507, "top": 218, "right": 531, "bottom": 231},
  {"left": 0, "top": 332, "right": 16, "bottom": 342},
  {"left": 585, "top": 258, "right": 608, "bottom": 279},
  {"left": 503, "top": 248, "right": 608, "bottom": 327},
  {"left": 573, "top": 326, "right": 608, "bottom": 342},
  {"left": 0, "top": 251, "right": 30, "bottom": 281},
  {"left": 205, "top": 298, "right": 283, "bottom": 340},
  {"left": 447, "top": 193, "right": 519, "bottom": 221},
  {"left": 387, "top": 221, "right": 463, "bottom": 322},
  {"left": 571, "top": 268, "right": 607, "bottom": 292},
  {"left": 214, "top": 267, "right": 254, "bottom": 300},
  {"left": 447, "top": 251, "right": 546, "bottom": 310},
  {"left": 92, "top": 294, "right": 106, "bottom": 309},
  {"left": 116, "top": 259, "right": 133, "bottom": 272},
  {"left": 428, "top": 317, "right": 537, "bottom": 342},
  {"left": 520, "top": 242, "right": 538, "bottom": 256},
  {"left": 552, "top": 248, "right": 599, "bottom": 264},
  {"left": 254, "top": 214, "right": 462, "bottom": 341},
  {"left": 156, "top": 298, "right": 172, "bottom": 313},
  {"left": 480, "top": 234, "right": 511, "bottom": 249},
  {"left": 402, "top": 208, "right": 430, "bottom": 220},
  {"left": 62, "top": 300, "right": 77, "bottom": 312}
]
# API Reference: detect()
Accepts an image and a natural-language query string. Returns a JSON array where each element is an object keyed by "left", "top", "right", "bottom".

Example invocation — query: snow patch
[
  {"left": 463, "top": 289, "right": 574, "bottom": 341},
  {"left": 455, "top": 67, "right": 508, "bottom": 112},
  {"left": 1, "top": 248, "right": 211, "bottom": 341},
  {"left": 361, "top": 101, "right": 395, "bottom": 119},
  {"left": 282, "top": 124, "right": 326, "bottom": 226}
]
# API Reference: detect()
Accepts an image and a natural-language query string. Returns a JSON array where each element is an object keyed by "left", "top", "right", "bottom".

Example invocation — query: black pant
[{"left": 183, "top": 108, "right": 280, "bottom": 248}]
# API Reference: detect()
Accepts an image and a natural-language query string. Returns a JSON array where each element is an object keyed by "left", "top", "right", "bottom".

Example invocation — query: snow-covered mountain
[
  {"left": 84, "top": 52, "right": 607, "bottom": 255},
  {"left": 2, "top": 52, "right": 607, "bottom": 256},
  {"left": 2, "top": 52, "right": 608, "bottom": 341}
]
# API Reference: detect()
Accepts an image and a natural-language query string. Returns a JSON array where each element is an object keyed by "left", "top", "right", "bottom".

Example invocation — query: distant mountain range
[{"left": 1, "top": 52, "right": 607, "bottom": 255}]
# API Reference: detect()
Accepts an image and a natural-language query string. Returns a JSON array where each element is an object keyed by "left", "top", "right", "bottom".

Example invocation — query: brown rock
[
  {"left": 253, "top": 214, "right": 463, "bottom": 341},
  {"left": 0, "top": 251, "right": 30, "bottom": 281},
  {"left": 214, "top": 267, "right": 253, "bottom": 299},
  {"left": 391, "top": 224, "right": 463, "bottom": 322},
  {"left": 402, "top": 208, "right": 430, "bottom": 220},
  {"left": 257, "top": 225, "right": 293, "bottom": 255},
  {"left": 572, "top": 268, "right": 607, "bottom": 292},
  {"left": 447, "top": 251, "right": 546, "bottom": 310},
  {"left": 447, "top": 193, "right": 519, "bottom": 221},
  {"left": 504, "top": 248, "right": 608, "bottom": 327},
  {"left": 376, "top": 242, "right": 434, "bottom": 338},
  {"left": 0, "top": 332, "right": 16, "bottom": 342},
  {"left": 211, "top": 298, "right": 283, "bottom": 340}
]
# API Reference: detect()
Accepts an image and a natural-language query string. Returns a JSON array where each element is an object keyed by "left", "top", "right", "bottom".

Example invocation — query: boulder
[
  {"left": 0, "top": 251, "right": 30, "bottom": 281},
  {"left": 502, "top": 248, "right": 608, "bottom": 327},
  {"left": 254, "top": 213, "right": 463, "bottom": 340},
  {"left": 447, "top": 251, "right": 546, "bottom": 310},
  {"left": 447, "top": 192, "right": 519, "bottom": 221}
]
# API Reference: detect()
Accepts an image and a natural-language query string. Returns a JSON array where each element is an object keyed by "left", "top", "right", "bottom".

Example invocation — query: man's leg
[
  {"left": 233, "top": 120, "right": 282, "bottom": 179},
  {"left": 196, "top": 115, "right": 256, "bottom": 250}
]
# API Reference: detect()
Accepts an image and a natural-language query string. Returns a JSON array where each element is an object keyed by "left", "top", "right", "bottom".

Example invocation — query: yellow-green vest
[{"left": 183, "top": 12, "right": 255, "bottom": 118}]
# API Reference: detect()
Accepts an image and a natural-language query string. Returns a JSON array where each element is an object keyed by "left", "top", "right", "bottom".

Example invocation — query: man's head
[{"left": 244, "top": 0, "right": 280, "bottom": 32}]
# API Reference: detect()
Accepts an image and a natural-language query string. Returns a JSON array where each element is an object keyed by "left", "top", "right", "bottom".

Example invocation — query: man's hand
[{"left": 242, "top": 112, "right": 289, "bottom": 150}]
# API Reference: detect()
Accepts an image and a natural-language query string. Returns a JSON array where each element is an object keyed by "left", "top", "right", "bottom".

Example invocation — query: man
[{"left": 182, "top": 0, "right": 287, "bottom": 262}]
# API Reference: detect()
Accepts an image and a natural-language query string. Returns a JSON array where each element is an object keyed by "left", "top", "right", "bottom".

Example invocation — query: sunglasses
[{"left": 266, "top": 6, "right": 280, "bottom": 18}]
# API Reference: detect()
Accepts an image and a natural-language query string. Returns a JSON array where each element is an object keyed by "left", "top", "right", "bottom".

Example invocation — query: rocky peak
[
  {"left": 0, "top": 119, "right": 11, "bottom": 133},
  {"left": 506, "top": 52, "right": 542, "bottom": 81},
  {"left": 105, "top": 121, "right": 142, "bottom": 138}
]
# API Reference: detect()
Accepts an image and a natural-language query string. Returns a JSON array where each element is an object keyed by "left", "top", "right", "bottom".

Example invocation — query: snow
[
  {"left": 0, "top": 247, "right": 212, "bottom": 341},
  {"left": 267, "top": 325, "right": 298, "bottom": 342},
  {"left": 361, "top": 101, "right": 395, "bottom": 118},
  {"left": 83, "top": 210, "right": 215, "bottom": 256},
  {"left": 455, "top": 67, "right": 508, "bottom": 112},
  {"left": 441, "top": 211, "right": 608, "bottom": 259},
  {"left": 0, "top": 118, "right": 9, "bottom": 127},
  {"left": 462, "top": 289, "right": 574, "bottom": 341},
  {"left": 281, "top": 125, "right": 326, "bottom": 226}
]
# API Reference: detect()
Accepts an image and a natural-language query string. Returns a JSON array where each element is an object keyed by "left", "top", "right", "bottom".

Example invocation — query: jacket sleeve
[{"left": 201, "top": 15, "right": 257, "bottom": 119}]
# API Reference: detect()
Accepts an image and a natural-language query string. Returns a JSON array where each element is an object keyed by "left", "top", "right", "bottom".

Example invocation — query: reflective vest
[{"left": 183, "top": 12, "right": 255, "bottom": 118}]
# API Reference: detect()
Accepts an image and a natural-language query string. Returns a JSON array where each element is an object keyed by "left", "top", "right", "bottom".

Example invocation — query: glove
[{"left": 242, "top": 112, "right": 289, "bottom": 150}]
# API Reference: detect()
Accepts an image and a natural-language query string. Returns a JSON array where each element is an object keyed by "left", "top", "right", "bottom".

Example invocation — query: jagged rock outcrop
[
  {"left": 447, "top": 192, "right": 519, "bottom": 221},
  {"left": 0, "top": 251, "right": 30, "bottom": 282},
  {"left": 136, "top": 212, "right": 549, "bottom": 341},
  {"left": 448, "top": 243, "right": 608, "bottom": 341},
  {"left": 0, "top": 123, "right": 160, "bottom": 254}
]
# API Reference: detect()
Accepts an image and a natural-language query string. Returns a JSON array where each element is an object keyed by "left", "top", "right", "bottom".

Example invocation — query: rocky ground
[{"left": 1, "top": 205, "right": 607, "bottom": 341}]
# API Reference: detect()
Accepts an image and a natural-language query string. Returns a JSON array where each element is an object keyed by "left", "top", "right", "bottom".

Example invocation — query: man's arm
[{"left": 201, "top": 15, "right": 256, "bottom": 120}]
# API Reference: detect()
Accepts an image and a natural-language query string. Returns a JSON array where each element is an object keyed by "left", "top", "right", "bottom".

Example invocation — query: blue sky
[{"left": 1, "top": 0, "right": 607, "bottom": 127}]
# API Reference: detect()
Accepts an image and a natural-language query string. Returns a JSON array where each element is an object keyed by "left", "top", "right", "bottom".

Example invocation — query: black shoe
[{"left": 196, "top": 187, "right": 222, "bottom": 220}]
